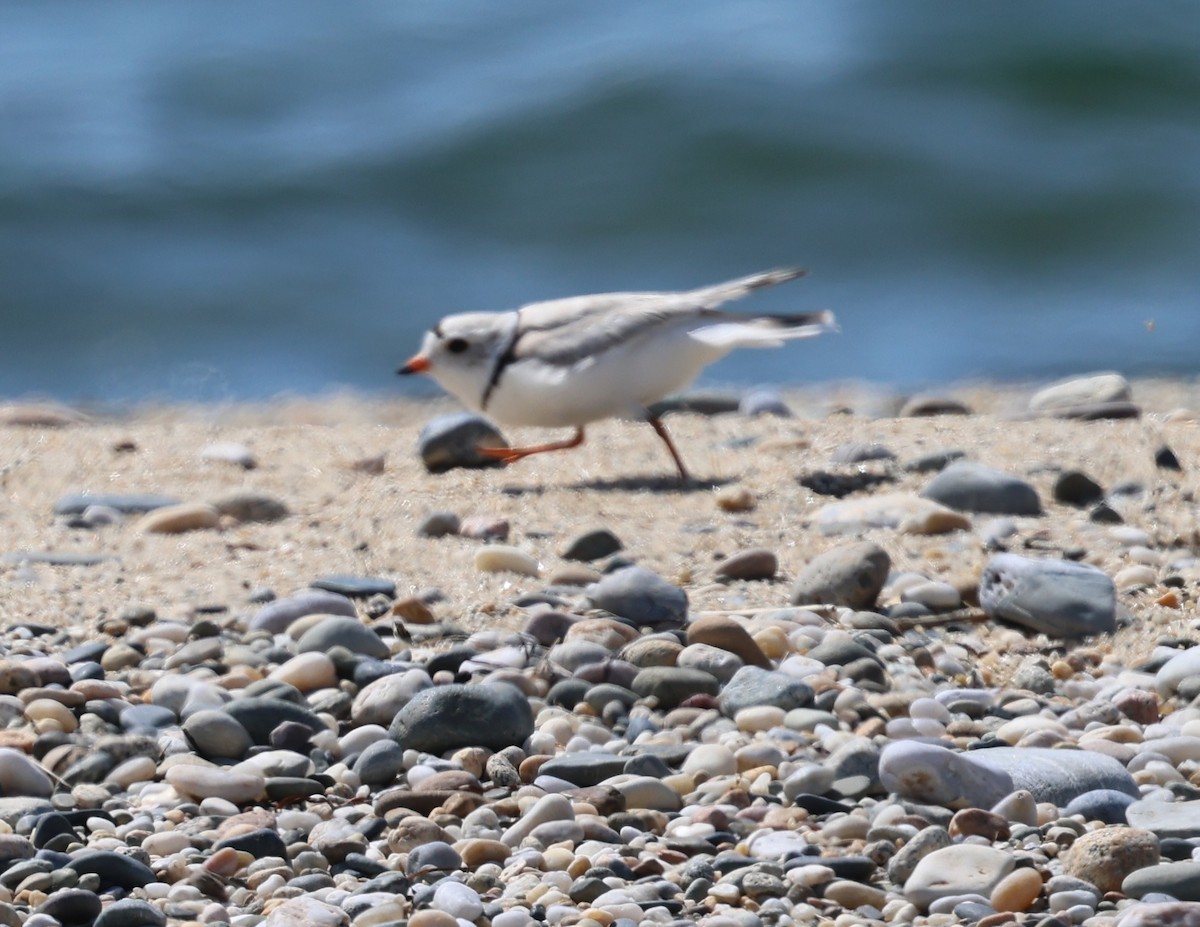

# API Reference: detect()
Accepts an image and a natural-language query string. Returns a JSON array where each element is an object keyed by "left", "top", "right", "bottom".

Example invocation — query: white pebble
[{"left": 475, "top": 546, "right": 540, "bottom": 576}]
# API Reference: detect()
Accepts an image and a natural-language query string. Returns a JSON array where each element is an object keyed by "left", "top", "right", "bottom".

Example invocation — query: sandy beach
[
  {"left": 3, "top": 378, "right": 1197, "bottom": 670},
  {"left": 2, "top": 377, "right": 1200, "bottom": 925}
]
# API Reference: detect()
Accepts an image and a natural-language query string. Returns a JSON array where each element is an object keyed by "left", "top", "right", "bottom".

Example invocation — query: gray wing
[{"left": 512, "top": 268, "right": 807, "bottom": 367}]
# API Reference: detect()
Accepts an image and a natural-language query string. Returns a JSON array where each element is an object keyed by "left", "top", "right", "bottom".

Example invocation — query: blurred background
[{"left": 2, "top": 1, "right": 1198, "bottom": 404}]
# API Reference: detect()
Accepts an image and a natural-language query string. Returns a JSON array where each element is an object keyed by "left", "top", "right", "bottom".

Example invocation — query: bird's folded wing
[{"left": 512, "top": 269, "right": 808, "bottom": 367}]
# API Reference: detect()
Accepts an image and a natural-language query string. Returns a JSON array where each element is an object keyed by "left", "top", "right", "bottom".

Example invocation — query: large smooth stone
[
  {"left": 66, "top": 850, "right": 157, "bottom": 889},
  {"left": 631, "top": 666, "right": 719, "bottom": 709},
  {"left": 1124, "top": 861, "right": 1200, "bottom": 902},
  {"left": 223, "top": 698, "right": 325, "bottom": 745},
  {"left": 0, "top": 748, "right": 53, "bottom": 797},
  {"left": 920, "top": 461, "right": 1041, "bottom": 515},
  {"left": 718, "top": 665, "right": 814, "bottom": 717},
  {"left": 1115, "top": 902, "right": 1200, "bottom": 927},
  {"left": 970, "top": 747, "right": 1138, "bottom": 806},
  {"left": 418, "top": 413, "right": 508, "bottom": 473},
  {"left": 979, "top": 553, "right": 1116, "bottom": 637},
  {"left": 389, "top": 683, "right": 534, "bottom": 754},
  {"left": 297, "top": 616, "right": 390, "bottom": 659},
  {"left": 1156, "top": 647, "right": 1200, "bottom": 698},
  {"left": 1029, "top": 373, "right": 1131, "bottom": 413},
  {"left": 587, "top": 567, "right": 688, "bottom": 630},
  {"left": 904, "top": 844, "right": 1015, "bottom": 910},
  {"left": 262, "top": 895, "right": 350, "bottom": 927},
  {"left": 1128, "top": 799, "right": 1200, "bottom": 839},
  {"left": 814, "top": 493, "right": 971, "bottom": 536},
  {"left": 249, "top": 591, "right": 357, "bottom": 633},
  {"left": 789, "top": 541, "right": 890, "bottom": 609},
  {"left": 165, "top": 764, "right": 266, "bottom": 804},
  {"left": 880, "top": 742, "right": 1016, "bottom": 810}
]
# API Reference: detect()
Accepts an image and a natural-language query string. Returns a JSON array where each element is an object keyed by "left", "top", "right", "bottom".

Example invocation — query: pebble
[
  {"left": 587, "top": 566, "right": 688, "bottom": 630},
  {"left": 921, "top": 460, "right": 1042, "bottom": 515},
  {"left": 815, "top": 492, "right": 971, "bottom": 535},
  {"left": 417, "top": 412, "right": 508, "bottom": 472},
  {"left": 13, "top": 390, "right": 1200, "bottom": 927},
  {"left": 136, "top": 502, "right": 221, "bottom": 533},
  {"left": 1029, "top": 372, "right": 1132, "bottom": 413},
  {"left": 389, "top": 683, "right": 534, "bottom": 753},
  {"left": 1061, "top": 826, "right": 1159, "bottom": 892},
  {"left": 905, "top": 844, "right": 1015, "bottom": 909},
  {"left": 979, "top": 553, "right": 1117, "bottom": 637},
  {"left": 1124, "top": 861, "right": 1200, "bottom": 901},
  {"left": 475, "top": 545, "right": 541, "bottom": 577},
  {"left": 789, "top": 540, "right": 890, "bottom": 608},
  {"left": 561, "top": 528, "right": 623, "bottom": 561},
  {"left": 249, "top": 590, "right": 358, "bottom": 633},
  {"left": 713, "top": 547, "right": 778, "bottom": 581},
  {"left": 686, "top": 614, "right": 771, "bottom": 667}
]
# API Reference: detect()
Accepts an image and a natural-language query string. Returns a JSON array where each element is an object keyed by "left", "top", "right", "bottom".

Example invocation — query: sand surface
[{"left": 2, "top": 380, "right": 1198, "bottom": 677}]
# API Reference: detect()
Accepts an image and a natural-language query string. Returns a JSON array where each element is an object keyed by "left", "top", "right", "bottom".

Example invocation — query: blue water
[{"left": 2, "top": 1, "right": 1198, "bottom": 403}]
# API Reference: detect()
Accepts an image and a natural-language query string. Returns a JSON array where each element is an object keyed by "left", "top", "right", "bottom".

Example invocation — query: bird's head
[{"left": 398, "top": 312, "right": 512, "bottom": 409}]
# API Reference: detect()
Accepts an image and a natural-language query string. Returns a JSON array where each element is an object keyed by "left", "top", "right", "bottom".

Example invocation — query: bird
[{"left": 398, "top": 268, "right": 835, "bottom": 480}]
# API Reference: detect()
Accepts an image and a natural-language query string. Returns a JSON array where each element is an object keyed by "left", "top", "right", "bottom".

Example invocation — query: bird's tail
[{"left": 690, "top": 309, "right": 838, "bottom": 349}]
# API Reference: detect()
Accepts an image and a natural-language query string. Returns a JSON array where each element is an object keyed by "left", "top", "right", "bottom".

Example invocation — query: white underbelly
[{"left": 485, "top": 333, "right": 726, "bottom": 428}]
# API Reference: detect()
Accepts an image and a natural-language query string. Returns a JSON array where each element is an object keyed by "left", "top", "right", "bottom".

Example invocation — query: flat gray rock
[
  {"left": 1124, "top": 861, "right": 1200, "bottom": 902},
  {"left": 719, "top": 665, "right": 814, "bottom": 717},
  {"left": 969, "top": 746, "right": 1138, "bottom": 806},
  {"left": 920, "top": 460, "right": 1041, "bottom": 515},
  {"left": 880, "top": 742, "right": 1014, "bottom": 810},
  {"left": 790, "top": 541, "right": 890, "bottom": 609},
  {"left": 297, "top": 616, "right": 389, "bottom": 659},
  {"left": 979, "top": 553, "right": 1116, "bottom": 637},
  {"left": 904, "top": 844, "right": 1014, "bottom": 910},
  {"left": 249, "top": 591, "right": 358, "bottom": 634},
  {"left": 1127, "top": 799, "right": 1200, "bottom": 839},
  {"left": 631, "top": 666, "right": 719, "bottom": 709},
  {"left": 389, "top": 683, "right": 534, "bottom": 754},
  {"left": 53, "top": 492, "right": 179, "bottom": 515},
  {"left": 1029, "top": 373, "right": 1131, "bottom": 413},
  {"left": 587, "top": 566, "right": 688, "bottom": 630},
  {"left": 538, "top": 753, "right": 627, "bottom": 787},
  {"left": 418, "top": 413, "right": 508, "bottom": 473}
]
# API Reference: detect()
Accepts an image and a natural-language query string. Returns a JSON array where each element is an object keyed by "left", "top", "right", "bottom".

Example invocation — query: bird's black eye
[{"left": 446, "top": 337, "right": 469, "bottom": 354}]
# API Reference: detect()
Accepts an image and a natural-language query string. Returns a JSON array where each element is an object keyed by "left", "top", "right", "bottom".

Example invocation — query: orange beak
[{"left": 397, "top": 355, "right": 431, "bottom": 375}]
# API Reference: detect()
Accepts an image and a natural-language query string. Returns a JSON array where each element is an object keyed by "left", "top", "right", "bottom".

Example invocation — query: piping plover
[{"left": 399, "top": 269, "right": 835, "bottom": 479}]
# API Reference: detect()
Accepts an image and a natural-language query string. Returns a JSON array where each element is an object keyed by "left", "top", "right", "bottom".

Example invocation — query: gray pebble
[
  {"left": 790, "top": 541, "right": 890, "bottom": 609},
  {"left": 587, "top": 566, "right": 688, "bottom": 630},
  {"left": 979, "top": 553, "right": 1116, "bottom": 637},
  {"left": 921, "top": 460, "right": 1041, "bottom": 515},
  {"left": 389, "top": 683, "right": 534, "bottom": 754},
  {"left": 418, "top": 413, "right": 508, "bottom": 473},
  {"left": 297, "top": 616, "right": 390, "bottom": 659}
]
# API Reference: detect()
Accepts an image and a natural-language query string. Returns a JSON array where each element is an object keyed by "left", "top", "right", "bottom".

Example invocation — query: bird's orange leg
[
  {"left": 648, "top": 416, "right": 691, "bottom": 481},
  {"left": 477, "top": 427, "right": 586, "bottom": 465}
]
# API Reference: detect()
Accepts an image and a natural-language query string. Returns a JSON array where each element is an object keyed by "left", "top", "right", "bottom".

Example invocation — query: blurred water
[{"left": 2, "top": 1, "right": 1198, "bottom": 403}]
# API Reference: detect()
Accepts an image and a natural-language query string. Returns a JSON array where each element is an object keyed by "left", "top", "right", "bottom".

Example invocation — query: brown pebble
[
  {"left": 715, "top": 486, "right": 756, "bottom": 512},
  {"left": 392, "top": 597, "right": 435, "bottom": 624},
  {"left": 518, "top": 754, "right": 553, "bottom": 781},
  {"left": 137, "top": 502, "right": 221, "bottom": 534},
  {"left": 1114, "top": 689, "right": 1160, "bottom": 724},
  {"left": 989, "top": 866, "right": 1043, "bottom": 913},
  {"left": 950, "top": 808, "right": 1011, "bottom": 842},
  {"left": 205, "top": 846, "right": 243, "bottom": 876},
  {"left": 714, "top": 548, "right": 779, "bottom": 581},
  {"left": 686, "top": 614, "right": 771, "bottom": 668},
  {"left": 350, "top": 453, "right": 386, "bottom": 474},
  {"left": 458, "top": 515, "right": 509, "bottom": 541}
]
